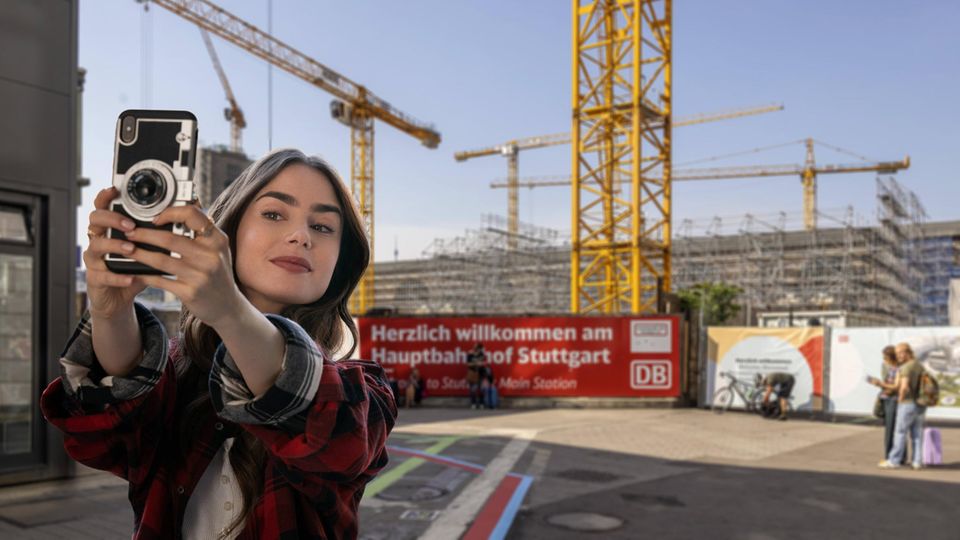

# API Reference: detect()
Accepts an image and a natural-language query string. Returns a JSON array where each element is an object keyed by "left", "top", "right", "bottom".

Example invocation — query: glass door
[{"left": 0, "top": 191, "right": 42, "bottom": 470}]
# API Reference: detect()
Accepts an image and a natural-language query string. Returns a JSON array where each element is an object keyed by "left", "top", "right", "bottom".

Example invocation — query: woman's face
[{"left": 235, "top": 163, "right": 343, "bottom": 314}]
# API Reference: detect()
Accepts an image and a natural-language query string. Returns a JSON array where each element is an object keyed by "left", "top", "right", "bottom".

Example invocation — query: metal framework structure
[
  {"left": 148, "top": 0, "right": 441, "bottom": 315},
  {"left": 456, "top": 103, "right": 780, "bottom": 251},
  {"left": 373, "top": 215, "right": 569, "bottom": 314},
  {"left": 674, "top": 139, "right": 910, "bottom": 230},
  {"left": 492, "top": 139, "right": 909, "bottom": 236},
  {"left": 916, "top": 220, "right": 960, "bottom": 325},
  {"left": 571, "top": 0, "right": 672, "bottom": 314},
  {"left": 370, "top": 177, "right": 945, "bottom": 326},
  {"left": 672, "top": 177, "right": 926, "bottom": 326}
]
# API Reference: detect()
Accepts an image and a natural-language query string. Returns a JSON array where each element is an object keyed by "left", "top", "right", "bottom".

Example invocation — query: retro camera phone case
[{"left": 104, "top": 110, "right": 198, "bottom": 275}]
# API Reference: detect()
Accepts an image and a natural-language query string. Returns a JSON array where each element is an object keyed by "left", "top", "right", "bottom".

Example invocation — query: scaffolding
[
  {"left": 374, "top": 215, "right": 569, "bottom": 314},
  {"left": 915, "top": 216, "right": 960, "bottom": 326},
  {"left": 373, "top": 178, "right": 944, "bottom": 326}
]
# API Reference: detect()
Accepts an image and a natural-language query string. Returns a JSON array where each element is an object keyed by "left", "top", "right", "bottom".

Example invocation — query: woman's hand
[
  {"left": 124, "top": 203, "right": 244, "bottom": 328},
  {"left": 84, "top": 187, "right": 149, "bottom": 319}
]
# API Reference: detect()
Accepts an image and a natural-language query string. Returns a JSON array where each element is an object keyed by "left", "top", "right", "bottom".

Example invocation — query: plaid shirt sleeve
[
  {"left": 208, "top": 314, "right": 398, "bottom": 491},
  {"left": 40, "top": 303, "right": 177, "bottom": 484}
]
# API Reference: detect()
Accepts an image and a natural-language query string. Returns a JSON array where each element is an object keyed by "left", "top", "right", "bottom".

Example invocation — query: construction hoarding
[
  {"left": 358, "top": 316, "right": 681, "bottom": 398},
  {"left": 828, "top": 327, "right": 960, "bottom": 420},
  {"left": 703, "top": 327, "right": 824, "bottom": 411}
]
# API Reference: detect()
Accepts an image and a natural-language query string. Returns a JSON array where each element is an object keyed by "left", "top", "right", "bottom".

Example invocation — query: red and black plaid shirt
[{"left": 41, "top": 303, "right": 397, "bottom": 539}]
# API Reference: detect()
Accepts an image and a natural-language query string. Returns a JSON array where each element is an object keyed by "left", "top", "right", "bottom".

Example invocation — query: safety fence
[{"left": 701, "top": 326, "right": 959, "bottom": 420}]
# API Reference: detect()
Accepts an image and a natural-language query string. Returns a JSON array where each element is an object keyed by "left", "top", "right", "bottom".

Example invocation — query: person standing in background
[
  {"left": 466, "top": 343, "right": 485, "bottom": 409},
  {"left": 405, "top": 367, "right": 423, "bottom": 408},
  {"left": 879, "top": 342, "right": 927, "bottom": 470},
  {"left": 868, "top": 345, "right": 907, "bottom": 464}
]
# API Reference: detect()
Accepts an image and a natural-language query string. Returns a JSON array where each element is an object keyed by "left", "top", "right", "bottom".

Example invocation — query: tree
[{"left": 677, "top": 282, "right": 744, "bottom": 325}]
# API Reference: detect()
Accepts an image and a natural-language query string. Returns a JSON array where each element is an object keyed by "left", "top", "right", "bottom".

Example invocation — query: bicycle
[{"left": 711, "top": 371, "right": 764, "bottom": 414}]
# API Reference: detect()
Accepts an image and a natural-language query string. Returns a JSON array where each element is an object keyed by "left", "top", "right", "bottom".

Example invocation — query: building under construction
[{"left": 374, "top": 177, "right": 959, "bottom": 327}]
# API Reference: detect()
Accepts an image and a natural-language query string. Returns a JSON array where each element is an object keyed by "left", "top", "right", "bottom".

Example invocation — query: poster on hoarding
[
  {"left": 357, "top": 316, "right": 681, "bottom": 398},
  {"left": 829, "top": 327, "right": 960, "bottom": 420},
  {"left": 703, "top": 327, "right": 824, "bottom": 411}
]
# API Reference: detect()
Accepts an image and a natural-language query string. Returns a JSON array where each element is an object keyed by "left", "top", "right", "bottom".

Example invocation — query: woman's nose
[{"left": 286, "top": 226, "right": 311, "bottom": 248}]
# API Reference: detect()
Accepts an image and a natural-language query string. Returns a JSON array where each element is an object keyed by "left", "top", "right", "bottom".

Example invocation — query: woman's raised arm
[{"left": 84, "top": 187, "right": 151, "bottom": 376}]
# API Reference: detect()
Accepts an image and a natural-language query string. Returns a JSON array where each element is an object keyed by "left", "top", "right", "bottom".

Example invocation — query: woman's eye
[
  {"left": 311, "top": 224, "right": 334, "bottom": 233},
  {"left": 262, "top": 211, "right": 282, "bottom": 221}
]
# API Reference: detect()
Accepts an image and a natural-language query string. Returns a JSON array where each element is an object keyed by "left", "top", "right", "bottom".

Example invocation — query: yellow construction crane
[
  {"left": 571, "top": 0, "right": 671, "bottom": 314},
  {"left": 148, "top": 0, "right": 441, "bottom": 315},
  {"left": 674, "top": 139, "right": 910, "bottom": 230},
  {"left": 199, "top": 28, "right": 245, "bottom": 153},
  {"left": 491, "top": 138, "right": 910, "bottom": 230},
  {"left": 455, "top": 103, "right": 782, "bottom": 250}
]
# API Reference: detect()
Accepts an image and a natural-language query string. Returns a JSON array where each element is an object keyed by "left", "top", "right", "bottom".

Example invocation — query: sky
[{"left": 77, "top": 0, "right": 960, "bottom": 263}]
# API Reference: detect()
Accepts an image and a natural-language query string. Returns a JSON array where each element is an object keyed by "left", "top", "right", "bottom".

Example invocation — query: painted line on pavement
[
  {"left": 385, "top": 442, "right": 536, "bottom": 539},
  {"left": 364, "top": 436, "right": 461, "bottom": 499},
  {"left": 387, "top": 445, "right": 484, "bottom": 474},
  {"left": 489, "top": 474, "right": 533, "bottom": 540},
  {"left": 419, "top": 429, "right": 537, "bottom": 540},
  {"left": 463, "top": 475, "right": 521, "bottom": 540}
]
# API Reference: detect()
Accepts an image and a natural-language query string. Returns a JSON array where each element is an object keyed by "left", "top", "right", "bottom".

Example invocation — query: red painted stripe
[{"left": 462, "top": 475, "right": 521, "bottom": 540}]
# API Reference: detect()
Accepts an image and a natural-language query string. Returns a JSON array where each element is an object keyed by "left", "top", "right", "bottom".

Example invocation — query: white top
[{"left": 182, "top": 437, "right": 243, "bottom": 540}]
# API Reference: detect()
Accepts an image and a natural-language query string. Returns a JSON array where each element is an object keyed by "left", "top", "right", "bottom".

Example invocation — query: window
[
  {"left": 0, "top": 206, "right": 31, "bottom": 243},
  {"left": 0, "top": 197, "right": 41, "bottom": 467}
]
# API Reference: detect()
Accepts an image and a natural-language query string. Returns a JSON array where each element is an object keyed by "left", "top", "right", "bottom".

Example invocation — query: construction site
[
  {"left": 55, "top": 0, "right": 953, "bottom": 329},
  {"left": 160, "top": 7, "right": 960, "bottom": 328},
  {"left": 3, "top": 1, "right": 960, "bottom": 539},
  {"left": 367, "top": 176, "right": 956, "bottom": 327}
]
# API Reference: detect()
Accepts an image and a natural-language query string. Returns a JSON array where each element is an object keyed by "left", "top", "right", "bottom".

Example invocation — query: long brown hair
[
  {"left": 882, "top": 345, "right": 897, "bottom": 365},
  {"left": 175, "top": 148, "right": 369, "bottom": 534}
]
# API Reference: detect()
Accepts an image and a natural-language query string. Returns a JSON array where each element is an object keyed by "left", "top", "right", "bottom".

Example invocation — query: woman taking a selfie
[{"left": 42, "top": 148, "right": 397, "bottom": 539}]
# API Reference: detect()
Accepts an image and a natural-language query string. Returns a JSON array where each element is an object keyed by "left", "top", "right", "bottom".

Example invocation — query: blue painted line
[{"left": 489, "top": 474, "right": 534, "bottom": 540}]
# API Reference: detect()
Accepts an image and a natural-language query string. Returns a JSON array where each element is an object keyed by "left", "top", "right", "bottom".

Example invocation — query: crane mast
[{"left": 569, "top": 0, "right": 673, "bottom": 314}]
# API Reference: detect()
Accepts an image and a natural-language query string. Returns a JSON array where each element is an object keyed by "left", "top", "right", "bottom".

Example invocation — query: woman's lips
[{"left": 271, "top": 260, "right": 310, "bottom": 273}]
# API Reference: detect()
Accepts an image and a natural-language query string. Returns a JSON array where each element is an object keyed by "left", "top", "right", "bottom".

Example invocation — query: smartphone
[{"left": 104, "top": 110, "right": 198, "bottom": 275}]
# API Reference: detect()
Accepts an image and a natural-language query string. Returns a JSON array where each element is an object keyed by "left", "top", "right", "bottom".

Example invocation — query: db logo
[{"left": 630, "top": 360, "right": 672, "bottom": 389}]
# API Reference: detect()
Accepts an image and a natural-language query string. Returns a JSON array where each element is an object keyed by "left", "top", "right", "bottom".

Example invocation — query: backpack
[{"left": 914, "top": 366, "right": 940, "bottom": 407}]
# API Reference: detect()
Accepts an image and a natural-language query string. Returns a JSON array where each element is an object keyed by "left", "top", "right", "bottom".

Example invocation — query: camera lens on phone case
[{"left": 127, "top": 169, "right": 166, "bottom": 207}]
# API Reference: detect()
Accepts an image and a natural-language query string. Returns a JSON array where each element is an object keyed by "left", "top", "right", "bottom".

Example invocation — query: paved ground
[{"left": 1, "top": 408, "right": 958, "bottom": 539}]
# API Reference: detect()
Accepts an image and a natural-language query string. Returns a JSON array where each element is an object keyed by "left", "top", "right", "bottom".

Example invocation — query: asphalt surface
[{"left": 1, "top": 407, "right": 958, "bottom": 539}]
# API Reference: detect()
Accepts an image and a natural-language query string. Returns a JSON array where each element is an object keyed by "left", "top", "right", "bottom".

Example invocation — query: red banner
[{"left": 358, "top": 316, "right": 681, "bottom": 398}]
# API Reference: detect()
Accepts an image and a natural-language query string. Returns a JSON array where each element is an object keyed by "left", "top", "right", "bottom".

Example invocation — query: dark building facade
[
  {"left": 0, "top": 0, "right": 80, "bottom": 484},
  {"left": 196, "top": 146, "right": 252, "bottom": 207}
]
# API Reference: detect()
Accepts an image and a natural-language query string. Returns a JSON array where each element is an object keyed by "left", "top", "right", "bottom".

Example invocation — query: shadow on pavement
[{"left": 363, "top": 411, "right": 960, "bottom": 540}]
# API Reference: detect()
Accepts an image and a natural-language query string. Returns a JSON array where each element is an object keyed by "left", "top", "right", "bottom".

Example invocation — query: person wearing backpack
[{"left": 879, "top": 342, "right": 930, "bottom": 470}]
